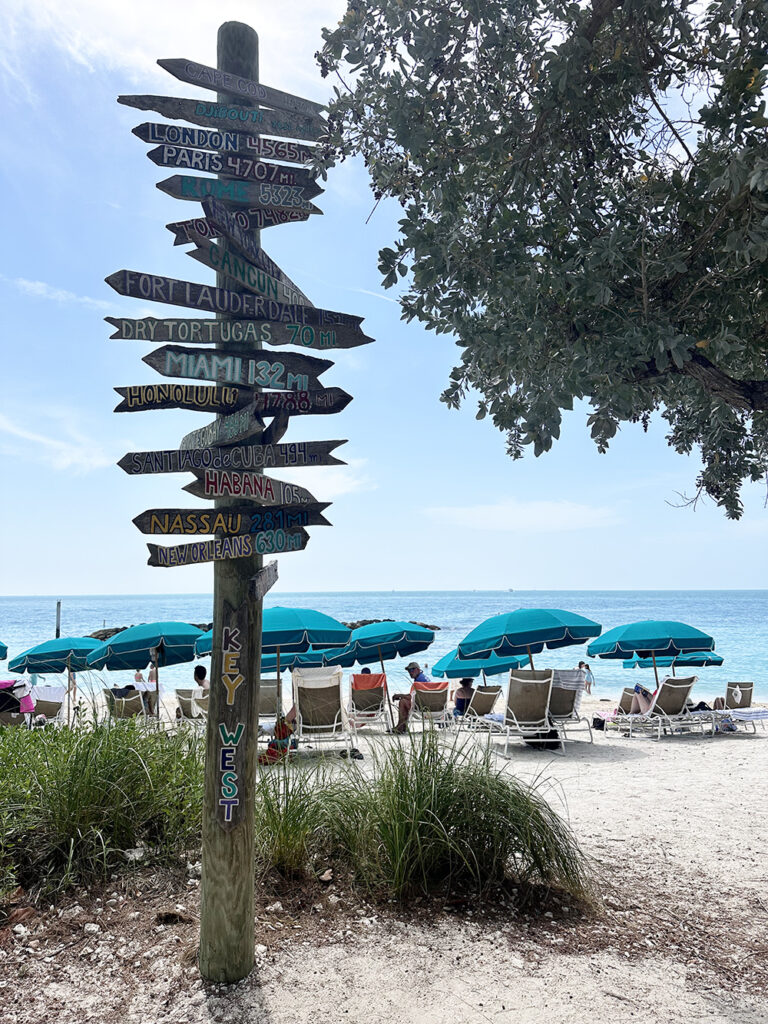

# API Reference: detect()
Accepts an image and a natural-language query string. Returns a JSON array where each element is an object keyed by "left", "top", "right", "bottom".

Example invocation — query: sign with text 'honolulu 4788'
[
  {"left": 147, "top": 528, "right": 309, "bottom": 567},
  {"left": 142, "top": 345, "right": 332, "bottom": 390},
  {"left": 106, "top": 271, "right": 364, "bottom": 330},
  {"left": 107, "top": 317, "right": 373, "bottom": 350},
  {"left": 117, "top": 440, "right": 346, "bottom": 475},
  {"left": 118, "top": 95, "right": 324, "bottom": 143},
  {"left": 134, "top": 123, "right": 314, "bottom": 164},
  {"left": 133, "top": 503, "right": 330, "bottom": 535},
  {"left": 157, "top": 175, "right": 321, "bottom": 213}
]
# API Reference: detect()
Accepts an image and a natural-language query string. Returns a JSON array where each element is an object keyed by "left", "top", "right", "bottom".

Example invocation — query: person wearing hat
[{"left": 390, "top": 661, "right": 429, "bottom": 733}]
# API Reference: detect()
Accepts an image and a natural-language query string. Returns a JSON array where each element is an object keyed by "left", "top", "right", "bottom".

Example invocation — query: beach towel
[{"left": 0, "top": 679, "right": 34, "bottom": 713}]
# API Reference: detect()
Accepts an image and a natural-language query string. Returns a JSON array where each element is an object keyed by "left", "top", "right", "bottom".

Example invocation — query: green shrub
[{"left": 253, "top": 761, "right": 329, "bottom": 877}]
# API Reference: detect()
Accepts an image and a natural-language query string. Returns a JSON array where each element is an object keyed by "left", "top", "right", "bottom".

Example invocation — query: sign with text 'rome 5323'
[
  {"left": 133, "top": 503, "right": 330, "bottom": 536},
  {"left": 107, "top": 317, "right": 373, "bottom": 350},
  {"left": 105, "top": 271, "right": 364, "bottom": 330},
  {"left": 142, "top": 345, "right": 332, "bottom": 390},
  {"left": 147, "top": 528, "right": 309, "bottom": 567},
  {"left": 133, "top": 123, "right": 315, "bottom": 164},
  {"left": 147, "top": 145, "right": 319, "bottom": 191},
  {"left": 117, "top": 440, "right": 346, "bottom": 475},
  {"left": 156, "top": 58, "right": 326, "bottom": 119},
  {"left": 157, "top": 175, "right": 321, "bottom": 213},
  {"left": 118, "top": 95, "right": 324, "bottom": 143}
]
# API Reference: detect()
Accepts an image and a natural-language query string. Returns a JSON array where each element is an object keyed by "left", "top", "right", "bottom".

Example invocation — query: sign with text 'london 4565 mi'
[
  {"left": 142, "top": 345, "right": 332, "bottom": 390},
  {"left": 132, "top": 502, "right": 330, "bottom": 535},
  {"left": 134, "top": 122, "right": 315, "bottom": 164},
  {"left": 147, "top": 528, "right": 309, "bottom": 567},
  {"left": 107, "top": 317, "right": 373, "bottom": 350}
]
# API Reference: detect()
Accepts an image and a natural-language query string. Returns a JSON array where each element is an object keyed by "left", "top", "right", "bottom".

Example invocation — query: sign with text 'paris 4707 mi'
[
  {"left": 147, "top": 145, "right": 320, "bottom": 191},
  {"left": 107, "top": 317, "right": 373, "bottom": 350},
  {"left": 134, "top": 122, "right": 315, "bottom": 163}
]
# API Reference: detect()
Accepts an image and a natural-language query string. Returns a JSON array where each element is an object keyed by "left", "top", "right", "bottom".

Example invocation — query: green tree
[{"left": 318, "top": 0, "right": 768, "bottom": 517}]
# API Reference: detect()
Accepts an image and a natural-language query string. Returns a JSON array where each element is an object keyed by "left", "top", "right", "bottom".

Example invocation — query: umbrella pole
[
  {"left": 527, "top": 645, "right": 535, "bottom": 670},
  {"left": 66, "top": 653, "right": 72, "bottom": 727},
  {"left": 276, "top": 647, "right": 282, "bottom": 720},
  {"left": 651, "top": 652, "right": 660, "bottom": 688},
  {"left": 379, "top": 644, "right": 395, "bottom": 730}
]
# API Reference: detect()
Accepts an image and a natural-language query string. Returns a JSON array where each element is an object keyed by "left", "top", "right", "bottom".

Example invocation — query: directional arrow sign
[
  {"left": 157, "top": 175, "right": 322, "bottom": 214},
  {"left": 156, "top": 58, "right": 326, "bottom": 119},
  {"left": 184, "top": 471, "right": 318, "bottom": 506},
  {"left": 147, "top": 528, "right": 309, "bottom": 567},
  {"left": 142, "top": 345, "right": 332, "bottom": 390},
  {"left": 167, "top": 210, "right": 308, "bottom": 245},
  {"left": 114, "top": 383, "right": 249, "bottom": 414},
  {"left": 179, "top": 402, "right": 261, "bottom": 450},
  {"left": 134, "top": 123, "right": 314, "bottom": 164},
  {"left": 118, "top": 95, "right": 323, "bottom": 143},
  {"left": 250, "top": 560, "right": 279, "bottom": 601},
  {"left": 188, "top": 239, "right": 310, "bottom": 307},
  {"left": 118, "top": 440, "right": 347, "bottom": 475},
  {"left": 133, "top": 503, "right": 330, "bottom": 535},
  {"left": 106, "top": 270, "right": 365, "bottom": 330},
  {"left": 147, "top": 145, "right": 320, "bottom": 193},
  {"left": 107, "top": 317, "right": 374, "bottom": 350}
]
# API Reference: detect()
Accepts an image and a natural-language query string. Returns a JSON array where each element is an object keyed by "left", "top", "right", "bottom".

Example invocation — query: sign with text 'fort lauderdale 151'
[
  {"left": 133, "top": 123, "right": 314, "bottom": 164},
  {"left": 141, "top": 345, "right": 332, "bottom": 390},
  {"left": 117, "top": 440, "right": 346, "bottom": 475},
  {"left": 157, "top": 175, "right": 322, "bottom": 213},
  {"left": 105, "top": 270, "right": 364, "bottom": 330},
  {"left": 133, "top": 503, "right": 330, "bottom": 536},
  {"left": 147, "top": 528, "right": 309, "bottom": 567},
  {"left": 107, "top": 316, "right": 372, "bottom": 350},
  {"left": 118, "top": 95, "right": 323, "bottom": 143}
]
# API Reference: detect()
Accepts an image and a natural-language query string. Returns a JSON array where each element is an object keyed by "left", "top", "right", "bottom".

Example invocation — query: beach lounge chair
[
  {"left": 30, "top": 686, "right": 65, "bottom": 724},
  {"left": 485, "top": 669, "right": 556, "bottom": 754},
  {"left": 600, "top": 688, "right": 637, "bottom": 733},
  {"left": 622, "top": 676, "right": 703, "bottom": 738},
  {"left": 103, "top": 688, "right": 146, "bottom": 720},
  {"left": 411, "top": 679, "right": 452, "bottom": 729},
  {"left": 349, "top": 672, "right": 390, "bottom": 731},
  {"left": 194, "top": 694, "right": 209, "bottom": 718},
  {"left": 714, "top": 682, "right": 768, "bottom": 732},
  {"left": 461, "top": 685, "right": 502, "bottom": 730},
  {"left": 175, "top": 688, "right": 202, "bottom": 720},
  {"left": 292, "top": 666, "right": 350, "bottom": 753},
  {"left": 0, "top": 684, "right": 26, "bottom": 727},
  {"left": 549, "top": 669, "right": 593, "bottom": 744}
]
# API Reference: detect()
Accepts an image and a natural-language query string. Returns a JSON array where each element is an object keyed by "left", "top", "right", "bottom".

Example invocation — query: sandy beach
[{"left": 2, "top": 696, "right": 766, "bottom": 1024}]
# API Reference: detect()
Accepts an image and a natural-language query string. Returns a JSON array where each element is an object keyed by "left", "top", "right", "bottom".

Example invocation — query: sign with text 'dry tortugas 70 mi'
[
  {"left": 147, "top": 528, "right": 309, "bottom": 567},
  {"left": 107, "top": 316, "right": 373, "bottom": 350}
]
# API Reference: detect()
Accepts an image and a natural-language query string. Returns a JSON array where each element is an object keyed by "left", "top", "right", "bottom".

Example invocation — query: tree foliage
[{"left": 318, "top": 0, "right": 768, "bottom": 517}]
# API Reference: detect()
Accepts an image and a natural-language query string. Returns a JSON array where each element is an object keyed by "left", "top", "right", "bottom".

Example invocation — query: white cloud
[
  {"left": 3, "top": 275, "right": 111, "bottom": 312},
  {"left": 271, "top": 457, "right": 375, "bottom": 500},
  {"left": 0, "top": 412, "right": 113, "bottom": 473},
  {"left": 424, "top": 498, "right": 621, "bottom": 533}
]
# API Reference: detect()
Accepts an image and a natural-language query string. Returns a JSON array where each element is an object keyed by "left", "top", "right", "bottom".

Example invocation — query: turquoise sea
[{"left": 1, "top": 591, "right": 765, "bottom": 702}]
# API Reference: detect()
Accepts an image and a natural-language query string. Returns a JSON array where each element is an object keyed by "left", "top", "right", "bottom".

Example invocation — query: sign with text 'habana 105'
[
  {"left": 156, "top": 58, "right": 326, "bottom": 120},
  {"left": 142, "top": 345, "right": 332, "bottom": 390},
  {"left": 184, "top": 470, "right": 318, "bottom": 506},
  {"left": 157, "top": 175, "right": 322, "bottom": 213},
  {"left": 105, "top": 270, "right": 365, "bottom": 331},
  {"left": 167, "top": 210, "right": 307, "bottom": 245},
  {"left": 147, "top": 528, "right": 309, "bottom": 567},
  {"left": 118, "top": 440, "right": 346, "bottom": 476},
  {"left": 118, "top": 95, "right": 324, "bottom": 144},
  {"left": 114, "top": 383, "right": 249, "bottom": 414},
  {"left": 187, "top": 238, "right": 310, "bottom": 308},
  {"left": 133, "top": 503, "right": 330, "bottom": 536},
  {"left": 107, "top": 317, "right": 372, "bottom": 350},
  {"left": 147, "top": 145, "right": 320, "bottom": 192},
  {"left": 134, "top": 123, "right": 315, "bottom": 164}
]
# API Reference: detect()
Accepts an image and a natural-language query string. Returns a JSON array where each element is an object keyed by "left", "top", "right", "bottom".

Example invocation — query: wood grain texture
[
  {"left": 183, "top": 470, "right": 319, "bottom": 505},
  {"left": 107, "top": 316, "right": 373, "bottom": 349},
  {"left": 141, "top": 344, "right": 332, "bottom": 389},
  {"left": 113, "top": 383, "right": 249, "bottom": 413},
  {"left": 157, "top": 174, "right": 322, "bottom": 213},
  {"left": 147, "top": 527, "right": 309, "bottom": 566}
]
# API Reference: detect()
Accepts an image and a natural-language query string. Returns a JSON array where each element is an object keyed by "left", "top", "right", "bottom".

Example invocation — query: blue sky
[{"left": 1, "top": 0, "right": 766, "bottom": 596}]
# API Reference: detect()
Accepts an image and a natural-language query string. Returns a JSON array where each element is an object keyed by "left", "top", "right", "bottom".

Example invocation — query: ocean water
[{"left": 1, "top": 591, "right": 765, "bottom": 703}]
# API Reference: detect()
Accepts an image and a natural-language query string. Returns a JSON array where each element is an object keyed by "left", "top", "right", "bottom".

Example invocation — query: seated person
[
  {"left": 390, "top": 662, "right": 429, "bottom": 733},
  {"left": 193, "top": 664, "right": 210, "bottom": 692},
  {"left": 629, "top": 682, "right": 655, "bottom": 714},
  {"left": 452, "top": 677, "right": 475, "bottom": 717}
]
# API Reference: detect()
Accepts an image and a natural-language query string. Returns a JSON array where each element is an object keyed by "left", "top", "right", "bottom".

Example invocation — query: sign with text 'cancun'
[
  {"left": 107, "top": 317, "right": 373, "bottom": 350},
  {"left": 148, "top": 145, "right": 319, "bottom": 192},
  {"left": 142, "top": 345, "right": 332, "bottom": 390},
  {"left": 157, "top": 175, "right": 322, "bottom": 213},
  {"left": 147, "top": 528, "right": 309, "bottom": 567},
  {"left": 184, "top": 471, "right": 318, "bottom": 506},
  {"left": 187, "top": 239, "right": 309, "bottom": 307},
  {"left": 134, "top": 123, "right": 314, "bottom": 164},
  {"left": 113, "top": 383, "right": 248, "bottom": 413},
  {"left": 133, "top": 503, "right": 330, "bottom": 536},
  {"left": 106, "top": 270, "right": 365, "bottom": 330},
  {"left": 157, "top": 58, "right": 325, "bottom": 119},
  {"left": 118, "top": 440, "right": 346, "bottom": 475},
  {"left": 118, "top": 95, "right": 323, "bottom": 143}
]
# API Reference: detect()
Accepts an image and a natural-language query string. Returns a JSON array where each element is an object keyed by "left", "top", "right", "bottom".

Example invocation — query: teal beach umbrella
[
  {"left": 457, "top": 608, "right": 601, "bottom": 667},
  {"left": 622, "top": 650, "right": 723, "bottom": 673},
  {"left": 320, "top": 621, "right": 434, "bottom": 670},
  {"left": 0, "top": 641, "right": 6, "bottom": 660},
  {"left": 588, "top": 620, "right": 715, "bottom": 685},
  {"left": 9, "top": 636, "right": 102, "bottom": 675},
  {"left": 432, "top": 648, "right": 529, "bottom": 679}
]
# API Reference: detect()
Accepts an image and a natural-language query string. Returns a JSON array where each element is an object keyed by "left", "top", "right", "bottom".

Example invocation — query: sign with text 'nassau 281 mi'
[
  {"left": 132, "top": 503, "right": 330, "bottom": 536},
  {"left": 147, "top": 528, "right": 309, "bottom": 567}
]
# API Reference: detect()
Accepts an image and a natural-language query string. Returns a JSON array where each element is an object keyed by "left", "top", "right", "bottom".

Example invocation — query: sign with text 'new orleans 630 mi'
[
  {"left": 133, "top": 503, "right": 330, "bottom": 535},
  {"left": 147, "top": 145, "right": 319, "bottom": 192},
  {"left": 107, "top": 317, "right": 373, "bottom": 350},
  {"left": 105, "top": 271, "right": 364, "bottom": 330},
  {"left": 183, "top": 470, "right": 318, "bottom": 506},
  {"left": 117, "top": 439, "right": 346, "bottom": 475},
  {"left": 118, "top": 95, "right": 323, "bottom": 143},
  {"left": 157, "top": 175, "right": 321, "bottom": 213},
  {"left": 167, "top": 210, "right": 308, "bottom": 245},
  {"left": 142, "top": 345, "right": 332, "bottom": 391},
  {"left": 147, "top": 528, "right": 309, "bottom": 567},
  {"left": 114, "top": 383, "right": 249, "bottom": 414},
  {"left": 156, "top": 58, "right": 325, "bottom": 119},
  {"left": 134, "top": 123, "right": 314, "bottom": 164}
]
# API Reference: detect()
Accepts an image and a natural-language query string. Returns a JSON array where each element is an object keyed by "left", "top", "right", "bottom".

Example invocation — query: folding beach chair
[
  {"left": 549, "top": 669, "right": 593, "bottom": 745},
  {"left": 292, "top": 666, "right": 350, "bottom": 753},
  {"left": 194, "top": 694, "right": 209, "bottom": 718},
  {"left": 622, "top": 676, "right": 703, "bottom": 739},
  {"left": 714, "top": 682, "right": 768, "bottom": 732},
  {"left": 461, "top": 685, "right": 502, "bottom": 730},
  {"left": 175, "top": 689, "right": 201, "bottom": 720},
  {"left": 601, "top": 687, "right": 637, "bottom": 733},
  {"left": 30, "top": 686, "right": 65, "bottom": 725},
  {"left": 485, "top": 669, "right": 555, "bottom": 755},
  {"left": 411, "top": 679, "right": 452, "bottom": 729},
  {"left": 349, "top": 673, "right": 390, "bottom": 732},
  {"left": 103, "top": 688, "right": 146, "bottom": 720}
]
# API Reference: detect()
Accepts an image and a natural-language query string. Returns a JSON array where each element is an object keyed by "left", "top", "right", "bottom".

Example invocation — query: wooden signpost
[
  {"left": 108, "top": 21, "right": 374, "bottom": 986},
  {"left": 108, "top": 316, "right": 373, "bottom": 349},
  {"left": 105, "top": 270, "right": 364, "bottom": 329},
  {"left": 134, "top": 122, "right": 315, "bottom": 163},
  {"left": 118, "top": 94, "right": 324, "bottom": 143}
]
